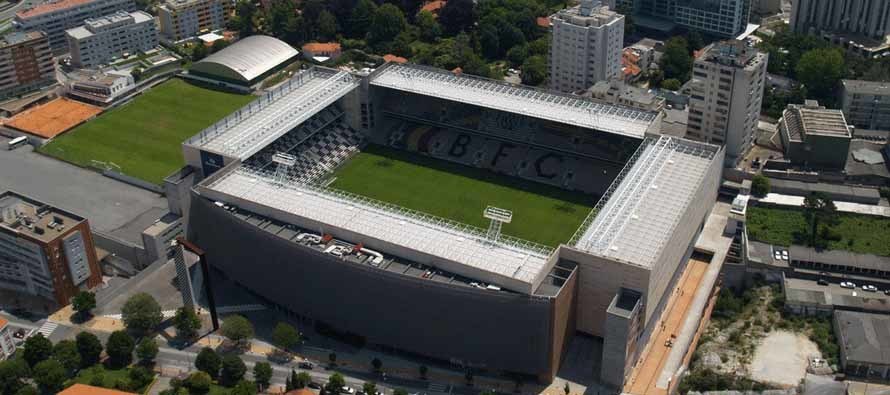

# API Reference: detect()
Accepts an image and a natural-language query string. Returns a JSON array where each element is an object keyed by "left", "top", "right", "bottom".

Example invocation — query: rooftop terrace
[
  {"left": 0, "top": 191, "right": 84, "bottom": 243},
  {"left": 369, "top": 63, "right": 657, "bottom": 139}
]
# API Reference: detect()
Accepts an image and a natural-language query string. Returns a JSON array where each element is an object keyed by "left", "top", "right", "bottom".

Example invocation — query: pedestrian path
[{"left": 216, "top": 304, "right": 267, "bottom": 314}]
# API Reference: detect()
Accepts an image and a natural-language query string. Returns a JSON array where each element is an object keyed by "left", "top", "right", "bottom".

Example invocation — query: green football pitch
[
  {"left": 330, "top": 145, "right": 598, "bottom": 247},
  {"left": 39, "top": 79, "right": 256, "bottom": 185}
]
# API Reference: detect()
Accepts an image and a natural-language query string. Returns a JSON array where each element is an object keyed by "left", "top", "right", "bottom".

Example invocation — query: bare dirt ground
[{"left": 749, "top": 330, "right": 821, "bottom": 387}]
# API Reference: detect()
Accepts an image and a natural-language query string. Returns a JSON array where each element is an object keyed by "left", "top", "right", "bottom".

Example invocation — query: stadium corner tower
[{"left": 174, "top": 64, "right": 724, "bottom": 386}]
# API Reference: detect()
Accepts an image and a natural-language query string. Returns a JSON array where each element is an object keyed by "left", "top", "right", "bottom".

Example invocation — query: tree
[
  {"left": 121, "top": 293, "right": 163, "bottom": 335},
  {"left": 76, "top": 331, "right": 103, "bottom": 368},
  {"left": 220, "top": 355, "right": 247, "bottom": 387},
  {"left": 521, "top": 55, "right": 547, "bottom": 86},
  {"left": 231, "top": 380, "right": 257, "bottom": 395},
  {"left": 0, "top": 358, "right": 30, "bottom": 395},
  {"left": 186, "top": 371, "right": 212, "bottom": 394},
  {"left": 253, "top": 362, "right": 273, "bottom": 391},
  {"left": 439, "top": 0, "right": 475, "bottom": 35},
  {"left": 210, "top": 39, "right": 230, "bottom": 53},
  {"left": 479, "top": 25, "right": 500, "bottom": 59},
  {"left": 371, "top": 358, "right": 382, "bottom": 372},
  {"left": 328, "top": 352, "right": 337, "bottom": 367},
  {"left": 295, "top": 372, "right": 311, "bottom": 388},
  {"left": 22, "top": 333, "right": 52, "bottom": 368},
  {"left": 419, "top": 365, "right": 428, "bottom": 380},
  {"left": 802, "top": 192, "right": 839, "bottom": 248},
  {"left": 131, "top": 67, "right": 144, "bottom": 81},
  {"left": 506, "top": 44, "right": 529, "bottom": 68},
  {"left": 52, "top": 340, "right": 81, "bottom": 373},
  {"left": 465, "top": 370, "right": 473, "bottom": 385},
  {"left": 71, "top": 291, "right": 96, "bottom": 319},
  {"left": 106, "top": 330, "right": 135, "bottom": 368},
  {"left": 416, "top": 10, "right": 442, "bottom": 42},
  {"left": 173, "top": 307, "right": 202, "bottom": 341},
  {"left": 364, "top": 382, "right": 377, "bottom": 395},
  {"left": 795, "top": 48, "right": 844, "bottom": 106},
  {"left": 318, "top": 10, "right": 338, "bottom": 41},
  {"left": 660, "top": 78, "right": 682, "bottom": 91},
  {"left": 195, "top": 347, "right": 221, "bottom": 379},
  {"left": 751, "top": 174, "right": 770, "bottom": 197},
  {"left": 129, "top": 366, "right": 155, "bottom": 390},
  {"left": 687, "top": 30, "right": 704, "bottom": 51},
  {"left": 660, "top": 37, "right": 692, "bottom": 82},
  {"left": 326, "top": 373, "right": 346, "bottom": 393},
  {"left": 272, "top": 322, "right": 300, "bottom": 352},
  {"left": 33, "top": 359, "right": 66, "bottom": 394},
  {"left": 394, "top": 389, "right": 408, "bottom": 395},
  {"left": 136, "top": 337, "right": 159, "bottom": 365},
  {"left": 368, "top": 4, "right": 407, "bottom": 48},
  {"left": 231, "top": 0, "right": 258, "bottom": 37},
  {"left": 13, "top": 384, "right": 38, "bottom": 395},
  {"left": 563, "top": 382, "right": 571, "bottom": 395},
  {"left": 221, "top": 315, "right": 254, "bottom": 347},
  {"left": 348, "top": 0, "right": 377, "bottom": 38},
  {"left": 191, "top": 43, "right": 209, "bottom": 62}
]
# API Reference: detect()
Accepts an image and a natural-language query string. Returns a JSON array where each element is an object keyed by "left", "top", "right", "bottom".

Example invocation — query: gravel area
[{"left": 749, "top": 330, "right": 820, "bottom": 386}]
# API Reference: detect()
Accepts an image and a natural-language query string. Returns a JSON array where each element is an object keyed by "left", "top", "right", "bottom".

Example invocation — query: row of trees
[{"left": 1, "top": 330, "right": 158, "bottom": 394}]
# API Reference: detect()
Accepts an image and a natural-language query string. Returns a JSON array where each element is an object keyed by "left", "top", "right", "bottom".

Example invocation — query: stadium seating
[
  {"left": 245, "top": 105, "right": 364, "bottom": 184},
  {"left": 383, "top": 119, "right": 623, "bottom": 195}
]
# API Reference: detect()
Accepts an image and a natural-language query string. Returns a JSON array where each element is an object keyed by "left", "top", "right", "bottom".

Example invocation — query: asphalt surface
[{"left": 0, "top": 143, "right": 168, "bottom": 244}]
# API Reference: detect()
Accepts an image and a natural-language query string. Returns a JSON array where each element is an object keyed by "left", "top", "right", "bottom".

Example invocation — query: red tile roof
[
  {"left": 59, "top": 384, "right": 137, "bottom": 395},
  {"left": 536, "top": 16, "right": 551, "bottom": 28},
  {"left": 420, "top": 0, "right": 445, "bottom": 13},
  {"left": 383, "top": 54, "right": 407, "bottom": 64},
  {"left": 17, "top": 0, "right": 95, "bottom": 19},
  {"left": 302, "top": 42, "right": 341, "bottom": 53}
]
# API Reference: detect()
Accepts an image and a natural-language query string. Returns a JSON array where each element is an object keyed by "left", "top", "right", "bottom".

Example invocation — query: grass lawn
[
  {"left": 330, "top": 145, "right": 596, "bottom": 247},
  {"left": 70, "top": 365, "right": 153, "bottom": 393},
  {"left": 747, "top": 205, "right": 890, "bottom": 256},
  {"left": 39, "top": 79, "right": 255, "bottom": 185}
]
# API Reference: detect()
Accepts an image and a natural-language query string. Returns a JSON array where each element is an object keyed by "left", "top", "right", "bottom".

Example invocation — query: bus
[{"left": 7, "top": 136, "right": 27, "bottom": 150}]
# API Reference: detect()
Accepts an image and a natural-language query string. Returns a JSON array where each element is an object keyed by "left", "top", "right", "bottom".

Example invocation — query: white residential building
[
  {"left": 66, "top": 10, "right": 158, "bottom": 68},
  {"left": 684, "top": 40, "right": 767, "bottom": 167},
  {"left": 13, "top": 0, "right": 136, "bottom": 52},
  {"left": 549, "top": 0, "right": 624, "bottom": 94},
  {"left": 158, "top": 0, "right": 232, "bottom": 42},
  {"left": 67, "top": 70, "right": 136, "bottom": 105},
  {"left": 841, "top": 79, "right": 890, "bottom": 131},
  {"left": 0, "top": 317, "right": 14, "bottom": 360}
]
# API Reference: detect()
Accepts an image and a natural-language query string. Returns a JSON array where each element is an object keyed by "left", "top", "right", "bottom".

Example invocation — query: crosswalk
[
  {"left": 428, "top": 382, "right": 449, "bottom": 393},
  {"left": 35, "top": 321, "right": 58, "bottom": 338}
]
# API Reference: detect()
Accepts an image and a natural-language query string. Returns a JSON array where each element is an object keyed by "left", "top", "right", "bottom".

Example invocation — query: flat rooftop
[
  {"left": 572, "top": 136, "right": 720, "bottom": 268},
  {"left": 0, "top": 190, "right": 84, "bottom": 243},
  {"left": 199, "top": 165, "right": 553, "bottom": 294},
  {"left": 843, "top": 79, "right": 890, "bottom": 96},
  {"left": 835, "top": 310, "right": 890, "bottom": 365},
  {"left": 369, "top": 63, "right": 657, "bottom": 139},
  {"left": 184, "top": 67, "right": 359, "bottom": 159},
  {"left": 1, "top": 31, "right": 45, "bottom": 47},
  {"left": 16, "top": 0, "right": 94, "bottom": 19}
]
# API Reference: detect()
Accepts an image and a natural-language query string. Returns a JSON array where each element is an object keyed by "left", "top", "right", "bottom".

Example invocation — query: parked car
[
  {"left": 299, "top": 361, "right": 314, "bottom": 370},
  {"left": 781, "top": 250, "right": 789, "bottom": 260},
  {"left": 341, "top": 386, "right": 355, "bottom": 394},
  {"left": 863, "top": 285, "right": 879, "bottom": 292},
  {"left": 884, "top": 289, "right": 890, "bottom": 296},
  {"left": 840, "top": 281, "right": 856, "bottom": 289},
  {"left": 773, "top": 250, "right": 782, "bottom": 260},
  {"left": 817, "top": 279, "right": 829, "bottom": 286},
  {"left": 309, "top": 382, "right": 322, "bottom": 389}
]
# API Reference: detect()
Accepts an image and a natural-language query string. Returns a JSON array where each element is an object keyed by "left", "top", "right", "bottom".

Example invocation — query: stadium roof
[
  {"left": 191, "top": 35, "right": 299, "bottom": 83},
  {"left": 369, "top": 63, "right": 658, "bottom": 139},
  {"left": 571, "top": 136, "right": 720, "bottom": 268},
  {"left": 184, "top": 67, "right": 359, "bottom": 160},
  {"left": 200, "top": 165, "right": 553, "bottom": 294}
]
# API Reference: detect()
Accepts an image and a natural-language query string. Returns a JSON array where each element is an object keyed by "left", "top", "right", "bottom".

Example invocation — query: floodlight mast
[
  {"left": 483, "top": 206, "right": 513, "bottom": 243},
  {"left": 272, "top": 152, "right": 297, "bottom": 185}
]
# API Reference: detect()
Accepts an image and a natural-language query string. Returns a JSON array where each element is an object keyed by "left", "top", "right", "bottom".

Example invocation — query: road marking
[
  {"left": 428, "top": 382, "right": 449, "bottom": 393},
  {"left": 36, "top": 320, "right": 58, "bottom": 338}
]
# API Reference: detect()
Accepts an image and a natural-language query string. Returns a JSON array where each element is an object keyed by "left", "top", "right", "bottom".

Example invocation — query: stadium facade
[{"left": 174, "top": 64, "right": 724, "bottom": 386}]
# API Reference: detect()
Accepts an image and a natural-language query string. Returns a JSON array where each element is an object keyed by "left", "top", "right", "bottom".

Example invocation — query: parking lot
[{"left": 0, "top": 140, "right": 167, "bottom": 245}]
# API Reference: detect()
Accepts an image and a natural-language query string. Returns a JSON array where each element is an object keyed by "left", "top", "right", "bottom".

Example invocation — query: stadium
[{"left": 176, "top": 63, "right": 724, "bottom": 386}]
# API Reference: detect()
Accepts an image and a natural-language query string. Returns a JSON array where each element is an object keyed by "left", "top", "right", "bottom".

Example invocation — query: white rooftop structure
[
  {"left": 572, "top": 136, "right": 720, "bottom": 268},
  {"left": 190, "top": 35, "right": 299, "bottom": 83},
  {"left": 369, "top": 63, "right": 658, "bottom": 139},
  {"left": 200, "top": 165, "right": 553, "bottom": 294},
  {"left": 184, "top": 67, "right": 359, "bottom": 160}
]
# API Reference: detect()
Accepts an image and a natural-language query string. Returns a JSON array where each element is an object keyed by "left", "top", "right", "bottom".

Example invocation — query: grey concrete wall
[{"left": 187, "top": 194, "right": 564, "bottom": 379}]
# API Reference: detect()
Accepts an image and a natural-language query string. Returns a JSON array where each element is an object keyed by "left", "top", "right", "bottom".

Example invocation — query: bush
[
  {"left": 186, "top": 371, "right": 212, "bottom": 394},
  {"left": 678, "top": 369, "right": 771, "bottom": 393},
  {"left": 751, "top": 175, "right": 770, "bottom": 197}
]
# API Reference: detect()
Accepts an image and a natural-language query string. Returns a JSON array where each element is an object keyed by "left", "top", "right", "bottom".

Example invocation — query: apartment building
[
  {"left": 158, "top": 0, "right": 232, "bottom": 42},
  {"left": 14, "top": 0, "right": 137, "bottom": 52},
  {"left": 0, "top": 32, "right": 55, "bottom": 100},
  {"left": 841, "top": 80, "right": 890, "bottom": 131},
  {"left": 66, "top": 10, "right": 158, "bottom": 68},
  {"left": 609, "top": 0, "right": 752, "bottom": 38},
  {"left": 0, "top": 317, "right": 14, "bottom": 361},
  {"left": 0, "top": 191, "right": 102, "bottom": 306},
  {"left": 684, "top": 40, "right": 767, "bottom": 167},
  {"left": 549, "top": 0, "right": 624, "bottom": 93}
]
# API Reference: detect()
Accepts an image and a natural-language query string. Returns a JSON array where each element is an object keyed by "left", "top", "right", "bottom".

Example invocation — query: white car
[
  {"left": 840, "top": 281, "right": 856, "bottom": 289},
  {"left": 774, "top": 250, "right": 782, "bottom": 260},
  {"left": 341, "top": 386, "right": 355, "bottom": 394},
  {"left": 781, "top": 250, "right": 789, "bottom": 260},
  {"left": 863, "top": 285, "right": 879, "bottom": 292}
]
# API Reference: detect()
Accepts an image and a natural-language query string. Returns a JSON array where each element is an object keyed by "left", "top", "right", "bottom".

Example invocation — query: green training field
[
  {"left": 747, "top": 205, "right": 890, "bottom": 256},
  {"left": 330, "top": 145, "right": 597, "bottom": 247},
  {"left": 39, "top": 79, "right": 255, "bottom": 185}
]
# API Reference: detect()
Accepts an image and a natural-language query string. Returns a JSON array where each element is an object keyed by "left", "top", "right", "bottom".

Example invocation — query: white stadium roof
[
  {"left": 369, "top": 63, "right": 658, "bottom": 139},
  {"left": 184, "top": 67, "right": 359, "bottom": 160},
  {"left": 191, "top": 35, "right": 299, "bottom": 83},
  {"left": 201, "top": 165, "right": 553, "bottom": 294},
  {"left": 571, "top": 136, "right": 720, "bottom": 268}
]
